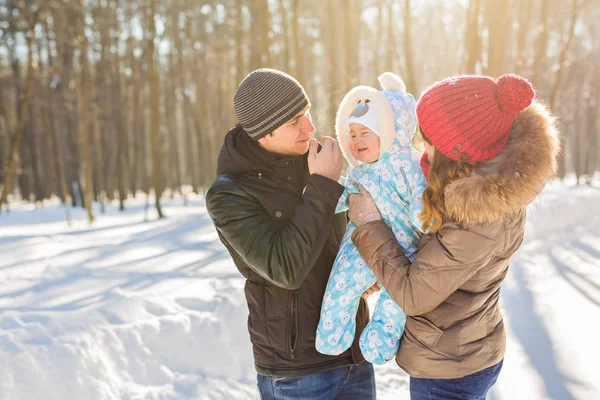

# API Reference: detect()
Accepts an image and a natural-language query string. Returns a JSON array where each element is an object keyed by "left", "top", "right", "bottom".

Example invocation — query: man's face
[{"left": 257, "top": 107, "right": 315, "bottom": 156}]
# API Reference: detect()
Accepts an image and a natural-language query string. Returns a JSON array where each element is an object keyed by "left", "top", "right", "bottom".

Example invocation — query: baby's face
[{"left": 349, "top": 123, "right": 380, "bottom": 163}]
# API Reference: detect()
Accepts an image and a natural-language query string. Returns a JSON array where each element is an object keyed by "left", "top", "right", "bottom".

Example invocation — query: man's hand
[
  {"left": 308, "top": 136, "right": 342, "bottom": 181},
  {"left": 348, "top": 186, "right": 382, "bottom": 227},
  {"left": 362, "top": 282, "right": 380, "bottom": 299}
]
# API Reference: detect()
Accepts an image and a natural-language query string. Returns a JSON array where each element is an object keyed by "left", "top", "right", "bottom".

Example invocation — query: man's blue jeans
[
  {"left": 410, "top": 360, "right": 503, "bottom": 400},
  {"left": 257, "top": 362, "right": 376, "bottom": 400}
]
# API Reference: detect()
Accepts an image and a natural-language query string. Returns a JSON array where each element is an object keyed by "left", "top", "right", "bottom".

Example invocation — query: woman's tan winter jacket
[{"left": 351, "top": 103, "right": 560, "bottom": 379}]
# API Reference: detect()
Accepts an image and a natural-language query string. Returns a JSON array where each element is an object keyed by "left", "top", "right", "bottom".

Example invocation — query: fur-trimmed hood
[
  {"left": 336, "top": 73, "right": 418, "bottom": 167},
  {"left": 444, "top": 102, "right": 560, "bottom": 224}
]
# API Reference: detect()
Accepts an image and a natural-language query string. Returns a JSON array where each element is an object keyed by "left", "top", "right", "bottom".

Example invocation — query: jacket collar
[
  {"left": 216, "top": 124, "right": 309, "bottom": 189},
  {"left": 443, "top": 102, "right": 560, "bottom": 225}
]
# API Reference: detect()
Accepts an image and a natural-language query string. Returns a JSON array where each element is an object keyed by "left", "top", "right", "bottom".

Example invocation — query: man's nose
[{"left": 301, "top": 115, "right": 315, "bottom": 133}]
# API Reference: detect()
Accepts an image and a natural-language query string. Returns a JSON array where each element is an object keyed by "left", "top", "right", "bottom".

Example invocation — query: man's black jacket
[{"left": 206, "top": 125, "right": 368, "bottom": 377}]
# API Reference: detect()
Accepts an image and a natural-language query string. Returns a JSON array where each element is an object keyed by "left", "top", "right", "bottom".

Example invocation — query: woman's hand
[{"left": 348, "top": 186, "right": 382, "bottom": 227}]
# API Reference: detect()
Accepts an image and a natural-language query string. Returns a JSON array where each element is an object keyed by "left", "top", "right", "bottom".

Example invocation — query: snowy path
[{"left": 0, "top": 183, "right": 599, "bottom": 399}]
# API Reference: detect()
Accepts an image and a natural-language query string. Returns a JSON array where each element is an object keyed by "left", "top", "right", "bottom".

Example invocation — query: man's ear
[
  {"left": 257, "top": 131, "right": 275, "bottom": 146},
  {"left": 257, "top": 135, "right": 270, "bottom": 147}
]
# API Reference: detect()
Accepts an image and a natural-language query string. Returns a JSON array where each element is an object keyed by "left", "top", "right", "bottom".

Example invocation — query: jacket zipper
[{"left": 289, "top": 293, "right": 298, "bottom": 361}]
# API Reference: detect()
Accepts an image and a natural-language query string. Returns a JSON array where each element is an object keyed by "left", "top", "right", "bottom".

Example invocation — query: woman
[{"left": 347, "top": 74, "right": 559, "bottom": 399}]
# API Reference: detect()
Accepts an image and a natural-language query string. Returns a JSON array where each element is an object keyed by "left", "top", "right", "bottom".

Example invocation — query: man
[{"left": 206, "top": 69, "right": 375, "bottom": 399}]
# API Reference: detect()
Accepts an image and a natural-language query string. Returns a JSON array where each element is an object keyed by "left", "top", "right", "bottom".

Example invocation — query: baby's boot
[{"left": 359, "top": 287, "right": 407, "bottom": 364}]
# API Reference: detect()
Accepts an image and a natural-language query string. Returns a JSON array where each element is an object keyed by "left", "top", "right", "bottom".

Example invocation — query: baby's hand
[{"left": 362, "top": 282, "right": 380, "bottom": 299}]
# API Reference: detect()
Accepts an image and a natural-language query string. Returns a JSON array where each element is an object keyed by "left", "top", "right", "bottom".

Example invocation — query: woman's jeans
[
  {"left": 410, "top": 360, "right": 503, "bottom": 400},
  {"left": 257, "top": 362, "right": 376, "bottom": 400}
]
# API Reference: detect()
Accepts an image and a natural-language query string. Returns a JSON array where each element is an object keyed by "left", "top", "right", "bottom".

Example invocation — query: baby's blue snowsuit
[{"left": 316, "top": 85, "right": 427, "bottom": 365}]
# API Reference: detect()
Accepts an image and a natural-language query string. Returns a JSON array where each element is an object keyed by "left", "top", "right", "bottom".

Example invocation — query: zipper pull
[{"left": 289, "top": 293, "right": 297, "bottom": 362}]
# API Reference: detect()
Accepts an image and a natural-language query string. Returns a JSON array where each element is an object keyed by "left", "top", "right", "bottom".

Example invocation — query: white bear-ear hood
[
  {"left": 378, "top": 72, "right": 406, "bottom": 92},
  {"left": 336, "top": 72, "right": 413, "bottom": 168}
]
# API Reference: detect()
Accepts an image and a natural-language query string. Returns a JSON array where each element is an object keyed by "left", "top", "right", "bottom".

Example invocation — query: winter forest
[
  {"left": 1, "top": 1, "right": 600, "bottom": 399},
  {"left": 0, "top": 0, "right": 599, "bottom": 222}
]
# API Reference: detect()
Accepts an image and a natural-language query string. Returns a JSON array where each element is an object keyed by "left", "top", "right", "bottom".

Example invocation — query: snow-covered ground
[{"left": 0, "top": 181, "right": 599, "bottom": 400}]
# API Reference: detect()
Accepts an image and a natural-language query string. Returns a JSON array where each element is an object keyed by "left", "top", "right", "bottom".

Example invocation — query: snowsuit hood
[{"left": 336, "top": 72, "right": 417, "bottom": 167}]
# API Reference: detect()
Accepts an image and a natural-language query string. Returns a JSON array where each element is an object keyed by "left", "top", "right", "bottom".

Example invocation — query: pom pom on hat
[{"left": 496, "top": 74, "right": 535, "bottom": 115}]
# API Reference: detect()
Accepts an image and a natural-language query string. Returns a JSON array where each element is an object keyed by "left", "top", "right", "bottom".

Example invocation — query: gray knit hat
[{"left": 233, "top": 69, "right": 310, "bottom": 140}]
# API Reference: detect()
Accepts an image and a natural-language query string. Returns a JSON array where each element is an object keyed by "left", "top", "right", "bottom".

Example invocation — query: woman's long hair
[{"left": 419, "top": 130, "right": 476, "bottom": 233}]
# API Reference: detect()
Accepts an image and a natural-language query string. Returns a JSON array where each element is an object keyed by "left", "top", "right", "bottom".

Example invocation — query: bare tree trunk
[
  {"left": 166, "top": 50, "right": 183, "bottom": 195},
  {"left": 531, "top": 0, "right": 550, "bottom": 86},
  {"left": 39, "top": 90, "right": 56, "bottom": 200},
  {"left": 0, "top": 104, "right": 7, "bottom": 189},
  {"left": 55, "top": 19, "right": 78, "bottom": 208},
  {"left": 249, "top": 0, "right": 271, "bottom": 70},
  {"left": 585, "top": 92, "right": 597, "bottom": 184},
  {"left": 385, "top": 0, "right": 395, "bottom": 72},
  {"left": 0, "top": 33, "right": 36, "bottom": 216},
  {"left": 484, "top": 0, "right": 510, "bottom": 77},
  {"left": 277, "top": 0, "right": 291, "bottom": 72},
  {"left": 549, "top": 0, "right": 581, "bottom": 110},
  {"left": 550, "top": 0, "right": 584, "bottom": 179},
  {"left": 33, "top": 43, "right": 50, "bottom": 200},
  {"left": 291, "top": 0, "right": 303, "bottom": 84},
  {"left": 464, "top": 0, "right": 482, "bottom": 74},
  {"left": 76, "top": 0, "right": 95, "bottom": 223},
  {"left": 374, "top": 0, "right": 384, "bottom": 80},
  {"left": 235, "top": 0, "right": 245, "bottom": 83},
  {"left": 147, "top": 0, "right": 164, "bottom": 218},
  {"left": 130, "top": 47, "right": 142, "bottom": 195},
  {"left": 140, "top": 97, "right": 150, "bottom": 195},
  {"left": 343, "top": 0, "right": 359, "bottom": 90},
  {"left": 115, "top": 56, "right": 128, "bottom": 210},
  {"left": 403, "top": 0, "right": 418, "bottom": 93},
  {"left": 515, "top": 0, "right": 533, "bottom": 74},
  {"left": 327, "top": 0, "right": 338, "bottom": 131},
  {"left": 200, "top": 78, "right": 219, "bottom": 193},
  {"left": 98, "top": 26, "right": 115, "bottom": 202},
  {"left": 89, "top": 27, "right": 106, "bottom": 212},
  {"left": 177, "top": 22, "right": 198, "bottom": 192},
  {"left": 189, "top": 94, "right": 206, "bottom": 188},
  {"left": 49, "top": 87, "right": 72, "bottom": 225},
  {"left": 593, "top": 66, "right": 600, "bottom": 181},
  {"left": 25, "top": 103, "right": 43, "bottom": 202},
  {"left": 573, "top": 103, "right": 583, "bottom": 184},
  {"left": 91, "top": 94, "right": 106, "bottom": 213}
]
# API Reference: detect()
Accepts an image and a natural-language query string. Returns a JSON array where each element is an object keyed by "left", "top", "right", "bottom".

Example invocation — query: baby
[{"left": 316, "top": 73, "right": 427, "bottom": 364}]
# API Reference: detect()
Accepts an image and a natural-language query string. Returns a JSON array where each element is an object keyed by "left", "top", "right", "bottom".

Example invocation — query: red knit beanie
[{"left": 416, "top": 74, "right": 535, "bottom": 163}]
